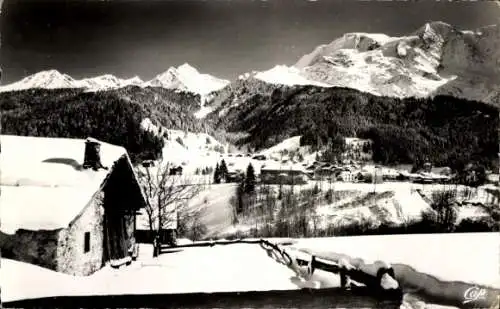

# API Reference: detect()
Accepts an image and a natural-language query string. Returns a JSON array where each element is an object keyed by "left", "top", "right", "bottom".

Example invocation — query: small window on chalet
[{"left": 84, "top": 232, "right": 91, "bottom": 253}]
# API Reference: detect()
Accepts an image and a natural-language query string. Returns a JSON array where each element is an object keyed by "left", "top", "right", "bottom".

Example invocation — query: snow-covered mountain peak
[
  {"left": 177, "top": 63, "right": 200, "bottom": 75},
  {"left": 0, "top": 70, "right": 76, "bottom": 92},
  {"left": 417, "top": 21, "right": 455, "bottom": 39},
  {"left": 35, "top": 69, "right": 64, "bottom": 77},
  {"left": 147, "top": 63, "right": 230, "bottom": 96},
  {"left": 29, "top": 69, "right": 72, "bottom": 82}
]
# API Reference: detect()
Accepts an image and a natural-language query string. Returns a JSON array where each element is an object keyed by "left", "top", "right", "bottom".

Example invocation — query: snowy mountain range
[
  {"left": 0, "top": 64, "right": 230, "bottom": 98},
  {"left": 294, "top": 22, "right": 500, "bottom": 103},
  {"left": 0, "top": 70, "right": 145, "bottom": 93},
  {"left": 248, "top": 22, "right": 499, "bottom": 104},
  {"left": 214, "top": 22, "right": 499, "bottom": 107},
  {"left": 1, "top": 22, "right": 498, "bottom": 105}
]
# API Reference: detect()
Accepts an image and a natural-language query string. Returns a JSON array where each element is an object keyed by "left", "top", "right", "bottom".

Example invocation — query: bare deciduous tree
[{"left": 136, "top": 160, "right": 204, "bottom": 244}]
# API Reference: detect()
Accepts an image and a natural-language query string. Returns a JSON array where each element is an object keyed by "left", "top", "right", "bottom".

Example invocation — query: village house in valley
[
  {"left": 260, "top": 163, "right": 310, "bottom": 185},
  {"left": 0, "top": 135, "right": 146, "bottom": 276}
]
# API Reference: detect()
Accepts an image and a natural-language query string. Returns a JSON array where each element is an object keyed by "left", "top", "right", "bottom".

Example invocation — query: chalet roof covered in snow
[{"left": 0, "top": 135, "right": 128, "bottom": 234}]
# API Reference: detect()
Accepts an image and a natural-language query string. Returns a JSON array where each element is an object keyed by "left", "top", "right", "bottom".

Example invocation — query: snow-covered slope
[
  {"left": 254, "top": 65, "right": 330, "bottom": 87},
  {"left": 259, "top": 136, "right": 304, "bottom": 158},
  {"left": 140, "top": 118, "right": 225, "bottom": 173},
  {"left": 146, "top": 63, "right": 230, "bottom": 97}
]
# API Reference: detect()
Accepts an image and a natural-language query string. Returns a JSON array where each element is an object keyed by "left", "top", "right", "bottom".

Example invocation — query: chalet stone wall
[
  {"left": 56, "top": 191, "right": 105, "bottom": 276},
  {"left": 0, "top": 229, "right": 59, "bottom": 270}
]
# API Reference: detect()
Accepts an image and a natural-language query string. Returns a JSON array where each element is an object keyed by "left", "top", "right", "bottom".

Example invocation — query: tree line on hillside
[
  {"left": 0, "top": 86, "right": 214, "bottom": 163},
  {"left": 301, "top": 133, "right": 347, "bottom": 163},
  {"left": 212, "top": 85, "right": 499, "bottom": 171},
  {"left": 0, "top": 88, "right": 163, "bottom": 162},
  {"left": 113, "top": 86, "right": 210, "bottom": 133}
]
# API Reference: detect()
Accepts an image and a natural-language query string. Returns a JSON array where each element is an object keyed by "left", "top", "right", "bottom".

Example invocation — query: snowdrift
[{"left": 292, "top": 233, "right": 499, "bottom": 308}]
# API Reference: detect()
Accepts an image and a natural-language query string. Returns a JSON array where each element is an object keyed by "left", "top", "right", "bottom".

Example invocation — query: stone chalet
[{"left": 0, "top": 135, "right": 146, "bottom": 275}]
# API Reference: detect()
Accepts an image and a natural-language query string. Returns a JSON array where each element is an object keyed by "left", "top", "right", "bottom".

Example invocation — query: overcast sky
[{"left": 1, "top": 0, "right": 499, "bottom": 83}]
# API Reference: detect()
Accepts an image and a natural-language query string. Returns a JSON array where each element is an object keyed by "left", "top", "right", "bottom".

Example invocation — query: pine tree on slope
[
  {"left": 214, "top": 163, "right": 221, "bottom": 184},
  {"left": 245, "top": 163, "right": 256, "bottom": 193},
  {"left": 220, "top": 159, "right": 229, "bottom": 182}
]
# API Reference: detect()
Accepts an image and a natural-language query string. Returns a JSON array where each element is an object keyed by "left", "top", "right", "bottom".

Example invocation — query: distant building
[
  {"left": 357, "top": 167, "right": 384, "bottom": 184},
  {"left": 338, "top": 171, "right": 356, "bottom": 182},
  {"left": 315, "top": 166, "right": 339, "bottom": 180},
  {"left": 260, "top": 165, "right": 310, "bottom": 185},
  {"left": 0, "top": 135, "right": 145, "bottom": 275}
]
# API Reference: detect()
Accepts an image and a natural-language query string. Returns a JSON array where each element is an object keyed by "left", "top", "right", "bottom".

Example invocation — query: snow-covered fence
[{"left": 157, "top": 238, "right": 403, "bottom": 301}]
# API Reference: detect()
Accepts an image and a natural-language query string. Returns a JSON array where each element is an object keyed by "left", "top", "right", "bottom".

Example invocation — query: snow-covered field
[
  {"left": 185, "top": 183, "right": 238, "bottom": 237},
  {"left": 2, "top": 233, "right": 498, "bottom": 308},
  {"left": 1, "top": 243, "right": 300, "bottom": 303}
]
